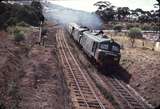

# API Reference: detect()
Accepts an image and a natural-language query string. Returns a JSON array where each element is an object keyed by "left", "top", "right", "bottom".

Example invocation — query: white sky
[{"left": 47, "top": 0, "right": 157, "bottom": 12}]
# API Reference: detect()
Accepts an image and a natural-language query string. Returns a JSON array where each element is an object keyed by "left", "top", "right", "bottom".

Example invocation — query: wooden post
[
  {"left": 38, "top": 21, "right": 42, "bottom": 45},
  {"left": 155, "top": 42, "right": 160, "bottom": 51}
]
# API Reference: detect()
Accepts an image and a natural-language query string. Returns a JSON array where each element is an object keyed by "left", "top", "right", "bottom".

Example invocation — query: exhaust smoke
[{"left": 43, "top": 1, "right": 102, "bottom": 29}]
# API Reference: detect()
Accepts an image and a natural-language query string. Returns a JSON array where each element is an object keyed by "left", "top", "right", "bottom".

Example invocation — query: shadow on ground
[{"left": 102, "top": 65, "right": 132, "bottom": 84}]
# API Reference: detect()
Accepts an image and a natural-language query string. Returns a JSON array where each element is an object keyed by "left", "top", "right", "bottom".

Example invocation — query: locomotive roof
[
  {"left": 83, "top": 31, "right": 111, "bottom": 43},
  {"left": 69, "top": 23, "right": 80, "bottom": 28}
]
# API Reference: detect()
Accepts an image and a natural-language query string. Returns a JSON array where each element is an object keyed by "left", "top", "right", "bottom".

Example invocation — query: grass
[
  {"left": 111, "top": 35, "right": 155, "bottom": 50},
  {"left": 87, "top": 72, "right": 121, "bottom": 109}
]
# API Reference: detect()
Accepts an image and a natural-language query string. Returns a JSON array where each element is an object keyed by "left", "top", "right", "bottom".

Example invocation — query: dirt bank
[
  {"left": 0, "top": 23, "right": 71, "bottom": 109},
  {"left": 120, "top": 47, "right": 160, "bottom": 108}
]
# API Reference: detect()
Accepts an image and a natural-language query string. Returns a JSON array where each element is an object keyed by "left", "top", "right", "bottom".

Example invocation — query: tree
[
  {"left": 31, "top": 1, "right": 43, "bottom": 12},
  {"left": 128, "top": 27, "right": 143, "bottom": 47},
  {"left": 116, "top": 7, "right": 130, "bottom": 21},
  {"left": 94, "top": 1, "right": 115, "bottom": 21},
  {"left": 154, "top": 0, "right": 160, "bottom": 41},
  {"left": 94, "top": 1, "right": 111, "bottom": 10},
  {"left": 154, "top": 0, "right": 160, "bottom": 8},
  {"left": 0, "top": 1, "right": 44, "bottom": 29}
]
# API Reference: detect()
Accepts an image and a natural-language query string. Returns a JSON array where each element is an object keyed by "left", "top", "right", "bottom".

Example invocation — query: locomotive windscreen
[
  {"left": 99, "top": 42, "right": 120, "bottom": 53},
  {"left": 99, "top": 43, "right": 109, "bottom": 50}
]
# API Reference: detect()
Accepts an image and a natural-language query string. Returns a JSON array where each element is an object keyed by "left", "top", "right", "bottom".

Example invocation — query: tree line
[
  {"left": 0, "top": 0, "right": 44, "bottom": 30},
  {"left": 94, "top": 0, "right": 160, "bottom": 25}
]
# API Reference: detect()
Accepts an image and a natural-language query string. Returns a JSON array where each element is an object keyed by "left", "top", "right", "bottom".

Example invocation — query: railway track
[
  {"left": 56, "top": 28, "right": 106, "bottom": 109},
  {"left": 101, "top": 73, "right": 152, "bottom": 109}
]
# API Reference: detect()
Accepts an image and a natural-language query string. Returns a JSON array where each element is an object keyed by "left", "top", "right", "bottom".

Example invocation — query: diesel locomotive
[{"left": 67, "top": 23, "right": 121, "bottom": 67}]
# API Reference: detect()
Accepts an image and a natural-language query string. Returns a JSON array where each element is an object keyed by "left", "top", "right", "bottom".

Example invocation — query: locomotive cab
[{"left": 95, "top": 40, "right": 121, "bottom": 66}]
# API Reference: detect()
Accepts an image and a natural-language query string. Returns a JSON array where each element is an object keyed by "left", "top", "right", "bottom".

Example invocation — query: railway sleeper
[
  {"left": 78, "top": 101, "right": 101, "bottom": 108},
  {"left": 72, "top": 86, "right": 91, "bottom": 91},
  {"left": 76, "top": 96, "right": 96, "bottom": 102},
  {"left": 74, "top": 90, "right": 93, "bottom": 97},
  {"left": 73, "top": 83, "right": 90, "bottom": 88},
  {"left": 120, "top": 91, "right": 131, "bottom": 96},
  {"left": 70, "top": 82, "right": 89, "bottom": 88}
]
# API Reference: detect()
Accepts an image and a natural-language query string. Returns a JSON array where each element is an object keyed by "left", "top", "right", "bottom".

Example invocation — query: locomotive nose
[{"left": 98, "top": 51, "right": 120, "bottom": 66}]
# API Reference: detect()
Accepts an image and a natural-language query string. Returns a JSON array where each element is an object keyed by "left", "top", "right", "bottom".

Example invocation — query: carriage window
[{"left": 100, "top": 44, "right": 109, "bottom": 50}]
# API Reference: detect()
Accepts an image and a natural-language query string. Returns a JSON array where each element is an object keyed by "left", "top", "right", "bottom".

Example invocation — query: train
[{"left": 66, "top": 23, "right": 121, "bottom": 67}]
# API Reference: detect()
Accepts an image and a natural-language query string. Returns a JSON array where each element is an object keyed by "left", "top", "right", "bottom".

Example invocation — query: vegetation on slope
[{"left": 0, "top": 1, "right": 44, "bottom": 30}]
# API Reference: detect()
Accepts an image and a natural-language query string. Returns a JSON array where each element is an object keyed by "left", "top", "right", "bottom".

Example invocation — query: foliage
[
  {"left": 128, "top": 27, "right": 143, "bottom": 39},
  {"left": 14, "top": 31, "right": 25, "bottom": 43},
  {"left": 31, "top": 1, "right": 43, "bottom": 11},
  {"left": 0, "top": 1, "right": 44, "bottom": 29},
  {"left": 154, "top": 0, "right": 160, "bottom": 8},
  {"left": 116, "top": 7, "right": 130, "bottom": 21},
  {"left": 94, "top": 1, "right": 115, "bottom": 21},
  {"left": 94, "top": 1, "right": 111, "bottom": 10},
  {"left": 94, "top": 1, "right": 160, "bottom": 25},
  {"left": 128, "top": 27, "right": 143, "bottom": 47},
  {"left": 152, "top": 25, "right": 159, "bottom": 31},
  {"left": 141, "top": 23, "right": 151, "bottom": 30},
  {"left": 113, "top": 24, "right": 123, "bottom": 32},
  {"left": 16, "top": 21, "right": 30, "bottom": 27}
]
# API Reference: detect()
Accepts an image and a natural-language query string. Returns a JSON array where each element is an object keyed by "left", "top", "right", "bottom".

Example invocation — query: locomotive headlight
[{"left": 112, "top": 46, "right": 120, "bottom": 52}]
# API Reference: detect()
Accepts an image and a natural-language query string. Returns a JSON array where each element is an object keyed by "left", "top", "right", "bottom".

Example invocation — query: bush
[
  {"left": 6, "top": 17, "right": 18, "bottom": 26},
  {"left": 142, "top": 23, "right": 151, "bottom": 30},
  {"left": 14, "top": 32, "right": 24, "bottom": 43},
  {"left": 128, "top": 27, "right": 143, "bottom": 39},
  {"left": 126, "top": 23, "right": 140, "bottom": 30},
  {"left": 128, "top": 27, "right": 143, "bottom": 47},
  {"left": 113, "top": 24, "right": 123, "bottom": 32},
  {"left": 16, "top": 21, "right": 29, "bottom": 27},
  {"left": 152, "top": 26, "right": 159, "bottom": 32}
]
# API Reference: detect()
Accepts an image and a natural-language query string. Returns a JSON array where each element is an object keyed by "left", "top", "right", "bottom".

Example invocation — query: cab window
[{"left": 99, "top": 43, "right": 109, "bottom": 50}]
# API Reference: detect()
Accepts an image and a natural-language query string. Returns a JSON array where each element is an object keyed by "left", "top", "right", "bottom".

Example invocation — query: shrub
[
  {"left": 5, "top": 17, "right": 18, "bottom": 26},
  {"left": 128, "top": 27, "right": 143, "bottom": 47},
  {"left": 113, "top": 24, "right": 123, "bottom": 32},
  {"left": 13, "top": 28, "right": 21, "bottom": 34},
  {"left": 14, "top": 32, "right": 24, "bottom": 43},
  {"left": 16, "top": 21, "right": 29, "bottom": 27},
  {"left": 152, "top": 26, "right": 159, "bottom": 32},
  {"left": 128, "top": 27, "right": 143, "bottom": 39},
  {"left": 126, "top": 23, "right": 134, "bottom": 30},
  {"left": 142, "top": 23, "right": 151, "bottom": 30},
  {"left": 126, "top": 23, "right": 140, "bottom": 30}
]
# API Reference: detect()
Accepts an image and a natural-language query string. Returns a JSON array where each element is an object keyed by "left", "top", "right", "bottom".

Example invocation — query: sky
[{"left": 47, "top": 0, "right": 157, "bottom": 12}]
